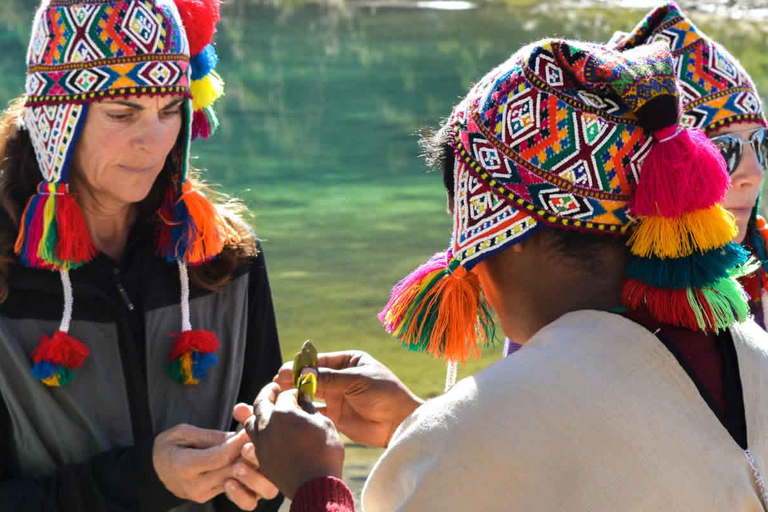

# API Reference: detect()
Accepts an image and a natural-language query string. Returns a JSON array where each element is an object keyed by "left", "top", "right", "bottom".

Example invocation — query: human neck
[
  {"left": 518, "top": 271, "right": 624, "bottom": 337},
  {"left": 77, "top": 189, "right": 137, "bottom": 262},
  {"left": 482, "top": 248, "right": 626, "bottom": 343}
]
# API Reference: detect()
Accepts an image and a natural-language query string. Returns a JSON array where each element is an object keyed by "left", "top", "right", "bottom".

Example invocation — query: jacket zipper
[{"left": 112, "top": 267, "right": 135, "bottom": 311}]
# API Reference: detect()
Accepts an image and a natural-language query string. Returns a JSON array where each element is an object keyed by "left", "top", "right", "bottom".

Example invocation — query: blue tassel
[
  {"left": 31, "top": 361, "right": 56, "bottom": 380},
  {"left": 625, "top": 242, "right": 750, "bottom": 289},
  {"left": 191, "top": 352, "right": 218, "bottom": 379},
  {"left": 190, "top": 45, "right": 219, "bottom": 81},
  {"left": 167, "top": 197, "right": 195, "bottom": 262}
]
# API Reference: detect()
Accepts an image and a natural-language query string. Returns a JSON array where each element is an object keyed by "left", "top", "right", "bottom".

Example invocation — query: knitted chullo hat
[
  {"left": 21, "top": 0, "right": 227, "bottom": 387},
  {"left": 609, "top": 2, "right": 768, "bottom": 322},
  {"left": 379, "top": 38, "right": 751, "bottom": 372},
  {"left": 608, "top": 2, "right": 766, "bottom": 134}
]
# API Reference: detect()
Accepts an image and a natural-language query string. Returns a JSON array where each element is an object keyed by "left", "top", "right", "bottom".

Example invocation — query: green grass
[{"left": 238, "top": 178, "right": 503, "bottom": 399}]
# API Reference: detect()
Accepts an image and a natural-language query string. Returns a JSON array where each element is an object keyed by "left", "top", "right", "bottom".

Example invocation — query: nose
[
  {"left": 731, "top": 145, "right": 764, "bottom": 190},
  {"left": 131, "top": 114, "right": 167, "bottom": 154}
]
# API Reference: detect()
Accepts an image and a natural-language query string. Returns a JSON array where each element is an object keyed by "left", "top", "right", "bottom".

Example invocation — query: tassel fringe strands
[
  {"left": 623, "top": 126, "right": 750, "bottom": 332},
  {"left": 15, "top": 182, "right": 96, "bottom": 270},
  {"left": 378, "top": 252, "right": 495, "bottom": 364},
  {"left": 156, "top": 181, "right": 227, "bottom": 264}
]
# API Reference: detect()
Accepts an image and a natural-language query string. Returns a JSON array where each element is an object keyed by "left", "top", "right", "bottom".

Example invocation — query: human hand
[
  {"left": 222, "top": 404, "right": 281, "bottom": 510},
  {"left": 152, "top": 423, "right": 250, "bottom": 503},
  {"left": 243, "top": 383, "right": 344, "bottom": 500},
  {"left": 275, "top": 351, "right": 423, "bottom": 448}
]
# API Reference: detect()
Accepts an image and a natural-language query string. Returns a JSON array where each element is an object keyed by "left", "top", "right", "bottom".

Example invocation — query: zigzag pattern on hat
[
  {"left": 610, "top": 2, "right": 766, "bottom": 132},
  {"left": 450, "top": 40, "right": 671, "bottom": 269}
]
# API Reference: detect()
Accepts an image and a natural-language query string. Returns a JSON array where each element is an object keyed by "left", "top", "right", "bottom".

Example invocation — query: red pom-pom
[
  {"left": 56, "top": 192, "right": 97, "bottom": 265},
  {"left": 31, "top": 331, "right": 90, "bottom": 369},
  {"left": 173, "top": 0, "right": 222, "bottom": 56},
  {"left": 630, "top": 128, "right": 729, "bottom": 218},
  {"left": 168, "top": 329, "right": 219, "bottom": 361}
]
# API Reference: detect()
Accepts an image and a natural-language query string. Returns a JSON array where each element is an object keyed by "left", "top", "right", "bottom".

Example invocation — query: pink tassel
[
  {"left": 191, "top": 109, "right": 211, "bottom": 141},
  {"left": 630, "top": 128, "right": 729, "bottom": 218}
]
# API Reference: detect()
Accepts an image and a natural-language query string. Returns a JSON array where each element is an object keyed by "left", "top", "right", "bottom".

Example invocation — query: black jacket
[{"left": 0, "top": 220, "right": 284, "bottom": 511}]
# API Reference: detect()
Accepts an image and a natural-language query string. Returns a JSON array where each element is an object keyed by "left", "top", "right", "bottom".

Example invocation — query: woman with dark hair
[{"left": 0, "top": 0, "right": 282, "bottom": 510}]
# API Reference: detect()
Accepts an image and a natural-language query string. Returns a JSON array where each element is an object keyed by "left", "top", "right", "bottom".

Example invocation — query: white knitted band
[
  {"left": 178, "top": 261, "right": 192, "bottom": 332},
  {"left": 444, "top": 360, "right": 458, "bottom": 393},
  {"left": 59, "top": 269, "right": 73, "bottom": 333}
]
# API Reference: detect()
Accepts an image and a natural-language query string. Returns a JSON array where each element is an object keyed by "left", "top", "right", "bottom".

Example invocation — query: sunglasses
[{"left": 709, "top": 127, "right": 768, "bottom": 176}]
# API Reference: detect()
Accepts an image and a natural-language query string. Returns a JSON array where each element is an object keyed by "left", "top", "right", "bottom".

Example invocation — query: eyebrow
[{"left": 102, "top": 98, "right": 185, "bottom": 110}]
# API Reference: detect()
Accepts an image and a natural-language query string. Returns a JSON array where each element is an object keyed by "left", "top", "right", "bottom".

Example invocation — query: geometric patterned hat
[
  {"left": 608, "top": 2, "right": 767, "bottom": 134},
  {"left": 21, "top": 0, "right": 227, "bottom": 387},
  {"left": 380, "top": 38, "right": 749, "bottom": 368}
]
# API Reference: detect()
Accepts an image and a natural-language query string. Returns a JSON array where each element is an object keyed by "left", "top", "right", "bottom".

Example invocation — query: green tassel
[{"left": 688, "top": 277, "right": 750, "bottom": 333}]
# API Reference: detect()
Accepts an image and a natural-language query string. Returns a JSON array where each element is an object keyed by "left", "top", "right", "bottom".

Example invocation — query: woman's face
[
  {"left": 715, "top": 122, "right": 766, "bottom": 244},
  {"left": 71, "top": 94, "right": 184, "bottom": 209}
]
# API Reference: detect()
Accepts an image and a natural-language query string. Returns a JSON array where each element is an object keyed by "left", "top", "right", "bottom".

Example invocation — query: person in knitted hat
[
  {"left": 0, "top": 0, "right": 283, "bottom": 510},
  {"left": 240, "top": 37, "right": 768, "bottom": 511},
  {"left": 610, "top": 2, "right": 768, "bottom": 328}
]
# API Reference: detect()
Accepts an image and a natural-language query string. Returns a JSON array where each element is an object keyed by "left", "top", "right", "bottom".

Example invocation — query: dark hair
[
  {"left": 0, "top": 96, "right": 257, "bottom": 302},
  {"left": 419, "top": 120, "right": 628, "bottom": 276},
  {"left": 419, "top": 120, "right": 455, "bottom": 204}
]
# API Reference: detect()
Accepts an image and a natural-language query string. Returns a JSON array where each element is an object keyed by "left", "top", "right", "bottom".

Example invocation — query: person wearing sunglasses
[
  {"left": 611, "top": 2, "right": 768, "bottom": 327},
  {"left": 715, "top": 127, "right": 768, "bottom": 324}
]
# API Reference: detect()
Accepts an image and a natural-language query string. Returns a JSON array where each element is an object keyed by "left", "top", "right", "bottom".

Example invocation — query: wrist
[
  {"left": 385, "top": 393, "right": 423, "bottom": 447},
  {"left": 289, "top": 467, "right": 343, "bottom": 500}
]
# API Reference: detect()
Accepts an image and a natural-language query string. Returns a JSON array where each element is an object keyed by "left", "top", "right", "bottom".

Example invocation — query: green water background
[{"left": 1, "top": 1, "right": 767, "bottom": 502}]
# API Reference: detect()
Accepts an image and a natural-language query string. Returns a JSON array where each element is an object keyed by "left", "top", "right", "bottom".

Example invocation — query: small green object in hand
[{"left": 293, "top": 340, "right": 319, "bottom": 402}]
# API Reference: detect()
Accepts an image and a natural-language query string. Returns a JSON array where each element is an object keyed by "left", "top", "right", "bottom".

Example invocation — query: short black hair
[
  {"left": 419, "top": 121, "right": 455, "bottom": 200},
  {"left": 540, "top": 228, "right": 629, "bottom": 277}
]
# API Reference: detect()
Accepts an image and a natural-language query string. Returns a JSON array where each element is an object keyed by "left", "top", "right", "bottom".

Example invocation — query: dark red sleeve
[{"left": 290, "top": 476, "right": 356, "bottom": 512}]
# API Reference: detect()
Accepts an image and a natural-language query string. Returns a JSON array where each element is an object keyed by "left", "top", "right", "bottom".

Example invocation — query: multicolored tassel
[
  {"left": 15, "top": 182, "right": 96, "bottom": 270},
  {"left": 157, "top": 180, "right": 226, "bottom": 264},
  {"left": 31, "top": 270, "right": 89, "bottom": 387},
  {"left": 378, "top": 251, "right": 495, "bottom": 363},
  {"left": 188, "top": 42, "right": 224, "bottom": 141},
  {"left": 166, "top": 262, "right": 219, "bottom": 385},
  {"left": 625, "top": 242, "right": 750, "bottom": 289},
  {"left": 623, "top": 126, "right": 750, "bottom": 332},
  {"left": 191, "top": 106, "right": 219, "bottom": 141}
]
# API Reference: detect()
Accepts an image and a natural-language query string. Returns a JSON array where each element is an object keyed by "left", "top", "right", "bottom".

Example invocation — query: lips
[
  {"left": 728, "top": 207, "right": 754, "bottom": 218},
  {"left": 119, "top": 164, "right": 159, "bottom": 174}
]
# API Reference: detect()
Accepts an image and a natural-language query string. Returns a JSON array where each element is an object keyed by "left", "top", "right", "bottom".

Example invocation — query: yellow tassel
[
  {"left": 629, "top": 204, "right": 737, "bottom": 259},
  {"left": 191, "top": 72, "right": 224, "bottom": 111},
  {"left": 180, "top": 352, "right": 199, "bottom": 385},
  {"left": 42, "top": 375, "right": 60, "bottom": 387}
]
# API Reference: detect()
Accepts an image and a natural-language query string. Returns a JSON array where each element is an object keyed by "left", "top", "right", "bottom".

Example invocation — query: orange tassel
[{"left": 380, "top": 255, "right": 495, "bottom": 363}]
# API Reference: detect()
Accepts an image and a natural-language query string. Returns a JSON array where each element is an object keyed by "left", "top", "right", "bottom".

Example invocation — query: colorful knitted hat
[
  {"left": 379, "top": 38, "right": 750, "bottom": 372},
  {"left": 608, "top": 2, "right": 766, "bottom": 134},
  {"left": 610, "top": 2, "right": 768, "bottom": 324},
  {"left": 22, "top": 0, "right": 226, "bottom": 386}
]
